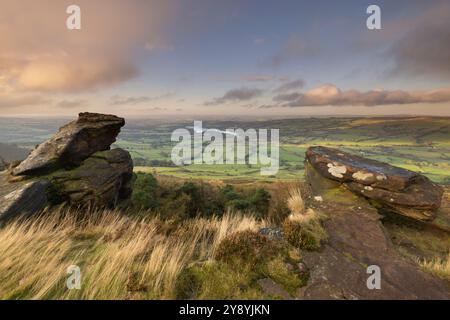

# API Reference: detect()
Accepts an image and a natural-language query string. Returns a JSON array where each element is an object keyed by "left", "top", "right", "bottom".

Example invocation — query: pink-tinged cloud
[
  {"left": 0, "top": 95, "right": 52, "bottom": 109},
  {"left": 0, "top": 0, "right": 173, "bottom": 93},
  {"left": 16, "top": 59, "right": 138, "bottom": 92},
  {"left": 274, "top": 84, "right": 450, "bottom": 107}
]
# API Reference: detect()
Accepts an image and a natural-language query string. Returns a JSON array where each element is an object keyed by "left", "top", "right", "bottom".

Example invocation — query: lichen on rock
[{"left": 306, "top": 146, "right": 443, "bottom": 222}]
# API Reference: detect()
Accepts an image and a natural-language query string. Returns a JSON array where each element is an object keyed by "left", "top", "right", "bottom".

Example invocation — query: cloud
[
  {"left": 388, "top": 3, "right": 450, "bottom": 79},
  {"left": 56, "top": 99, "right": 88, "bottom": 109},
  {"left": 16, "top": 59, "right": 138, "bottom": 92},
  {"left": 257, "top": 104, "right": 277, "bottom": 109},
  {"left": 111, "top": 96, "right": 154, "bottom": 106},
  {"left": 205, "top": 87, "right": 264, "bottom": 105},
  {"left": 111, "top": 93, "right": 174, "bottom": 106},
  {"left": 0, "top": 95, "right": 51, "bottom": 109},
  {"left": 274, "top": 84, "right": 450, "bottom": 107},
  {"left": 274, "top": 79, "right": 305, "bottom": 93},
  {"left": 0, "top": 0, "right": 174, "bottom": 93},
  {"left": 273, "top": 92, "right": 302, "bottom": 102},
  {"left": 148, "top": 107, "right": 167, "bottom": 111}
]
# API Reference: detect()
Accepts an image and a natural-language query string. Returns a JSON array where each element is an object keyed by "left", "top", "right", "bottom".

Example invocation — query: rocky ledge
[
  {"left": 301, "top": 153, "right": 450, "bottom": 299},
  {"left": 0, "top": 113, "right": 134, "bottom": 224},
  {"left": 300, "top": 179, "right": 450, "bottom": 299},
  {"left": 306, "top": 146, "right": 443, "bottom": 221}
]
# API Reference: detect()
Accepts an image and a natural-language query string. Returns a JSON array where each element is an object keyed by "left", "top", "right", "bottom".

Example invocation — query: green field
[
  {"left": 0, "top": 116, "right": 448, "bottom": 184},
  {"left": 111, "top": 117, "right": 450, "bottom": 184}
]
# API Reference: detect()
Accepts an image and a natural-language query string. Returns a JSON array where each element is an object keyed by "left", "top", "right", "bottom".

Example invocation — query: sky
[{"left": 1, "top": 0, "right": 450, "bottom": 118}]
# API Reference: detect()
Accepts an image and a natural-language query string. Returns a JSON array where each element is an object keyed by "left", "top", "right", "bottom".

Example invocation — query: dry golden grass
[
  {"left": 288, "top": 208, "right": 317, "bottom": 224},
  {"left": 418, "top": 253, "right": 450, "bottom": 281},
  {"left": 283, "top": 185, "right": 327, "bottom": 250},
  {"left": 286, "top": 186, "right": 321, "bottom": 224},
  {"left": 286, "top": 187, "right": 305, "bottom": 216},
  {"left": 0, "top": 209, "right": 266, "bottom": 300}
]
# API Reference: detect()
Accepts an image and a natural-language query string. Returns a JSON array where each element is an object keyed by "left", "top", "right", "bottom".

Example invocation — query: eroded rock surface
[
  {"left": 257, "top": 278, "right": 293, "bottom": 300},
  {"left": 299, "top": 163, "right": 450, "bottom": 299},
  {"left": 306, "top": 146, "right": 443, "bottom": 221},
  {"left": 13, "top": 113, "right": 125, "bottom": 176}
]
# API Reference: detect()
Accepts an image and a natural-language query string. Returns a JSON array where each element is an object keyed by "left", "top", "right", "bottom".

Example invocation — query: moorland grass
[{"left": 0, "top": 209, "right": 267, "bottom": 299}]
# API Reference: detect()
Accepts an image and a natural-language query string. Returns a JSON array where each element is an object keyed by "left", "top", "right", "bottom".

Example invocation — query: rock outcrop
[
  {"left": 0, "top": 113, "right": 134, "bottom": 223},
  {"left": 12, "top": 113, "right": 125, "bottom": 176},
  {"left": 306, "top": 146, "right": 443, "bottom": 221},
  {"left": 300, "top": 162, "right": 450, "bottom": 299}
]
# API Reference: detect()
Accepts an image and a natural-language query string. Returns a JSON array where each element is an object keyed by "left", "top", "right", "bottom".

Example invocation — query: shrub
[
  {"left": 131, "top": 172, "right": 159, "bottom": 210},
  {"left": 159, "top": 193, "right": 191, "bottom": 221},
  {"left": 131, "top": 177, "right": 271, "bottom": 219},
  {"left": 215, "top": 230, "right": 282, "bottom": 268},
  {"left": 175, "top": 181, "right": 225, "bottom": 218},
  {"left": 228, "top": 199, "right": 251, "bottom": 211},
  {"left": 219, "top": 185, "right": 271, "bottom": 218},
  {"left": 250, "top": 188, "right": 271, "bottom": 218},
  {"left": 176, "top": 182, "right": 203, "bottom": 217},
  {"left": 220, "top": 184, "right": 240, "bottom": 201}
]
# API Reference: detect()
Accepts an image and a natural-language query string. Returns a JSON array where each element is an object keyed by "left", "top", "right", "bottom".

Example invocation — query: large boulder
[
  {"left": 12, "top": 113, "right": 125, "bottom": 176},
  {"left": 305, "top": 146, "right": 443, "bottom": 221},
  {"left": 0, "top": 113, "right": 134, "bottom": 223},
  {"left": 49, "top": 148, "right": 134, "bottom": 208}
]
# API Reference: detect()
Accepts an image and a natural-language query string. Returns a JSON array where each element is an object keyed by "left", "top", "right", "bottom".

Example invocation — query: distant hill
[{"left": 0, "top": 143, "right": 30, "bottom": 163}]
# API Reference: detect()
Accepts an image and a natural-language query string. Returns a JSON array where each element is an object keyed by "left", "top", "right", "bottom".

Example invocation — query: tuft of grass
[
  {"left": 418, "top": 253, "right": 450, "bottom": 281},
  {"left": 282, "top": 186, "right": 327, "bottom": 251},
  {"left": 286, "top": 187, "right": 305, "bottom": 216},
  {"left": 283, "top": 209, "right": 327, "bottom": 251}
]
